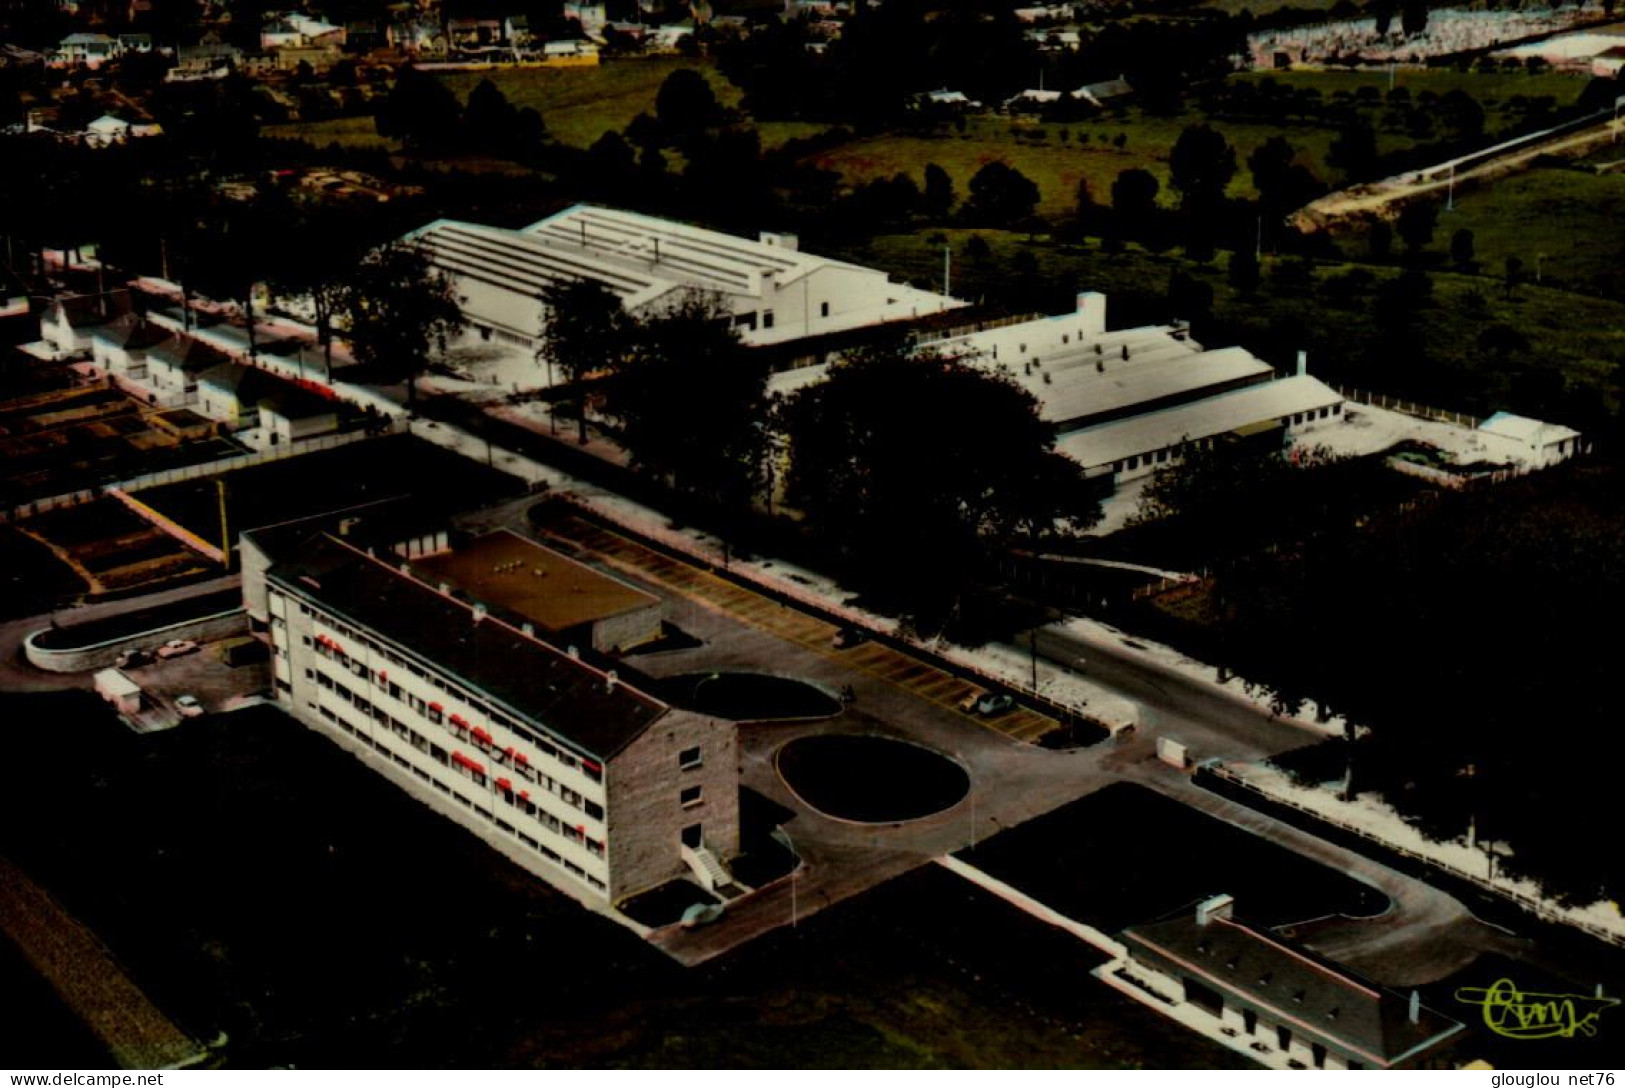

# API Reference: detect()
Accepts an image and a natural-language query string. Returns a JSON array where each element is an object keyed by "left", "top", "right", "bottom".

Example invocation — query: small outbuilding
[
  {"left": 1476, "top": 411, "right": 1583, "bottom": 469},
  {"left": 94, "top": 668, "right": 144, "bottom": 715}
]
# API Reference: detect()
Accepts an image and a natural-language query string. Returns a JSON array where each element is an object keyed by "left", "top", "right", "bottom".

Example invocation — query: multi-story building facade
[{"left": 246, "top": 527, "right": 740, "bottom": 909}]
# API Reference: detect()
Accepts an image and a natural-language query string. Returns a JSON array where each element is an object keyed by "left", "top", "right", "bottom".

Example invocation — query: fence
[
  {"left": 1203, "top": 762, "right": 1625, "bottom": 950},
  {"left": 912, "top": 312, "right": 1046, "bottom": 348},
  {"left": 1333, "top": 384, "right": 1482, "bottom": 429},
  {"left": 1385, "top": 455, "right": 1533, "bottom": 490},
  {"left": 4, "top": 423, "right": 397, "bottom": 524}
]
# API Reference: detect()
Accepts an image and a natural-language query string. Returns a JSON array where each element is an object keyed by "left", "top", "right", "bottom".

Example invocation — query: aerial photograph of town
[{"left": 0, "top": 0, "right": 1622, "bottom": 1073}]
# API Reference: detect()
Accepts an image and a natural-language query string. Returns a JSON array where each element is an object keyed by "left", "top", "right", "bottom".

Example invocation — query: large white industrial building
[
  {"left": 769, "top": 292, "right": 1346, "bottom": 486},
  {"left": 407, "top": 204, "right": 965, "bottom": 352}
]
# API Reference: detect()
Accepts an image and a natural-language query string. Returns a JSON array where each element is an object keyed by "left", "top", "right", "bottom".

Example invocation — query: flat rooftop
[
  {"left": 413, "top": 530, "right": 660, "bottom": 634},
  {"left": 270, "top": 534, "right": 669, "bottom": 759}
]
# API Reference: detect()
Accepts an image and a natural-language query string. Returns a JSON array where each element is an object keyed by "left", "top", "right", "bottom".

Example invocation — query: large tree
[
  {"left": 963, "top": 161, "right": 1041, "bottom": 227},
  {"left": 1168, "top": 123, "right": 1236, "bottom": 210},
  {"left": 537, "top": 279, "right": 629, "bottom": 444},
  {"left": 600, "top": 291, "right": 768, "bottom": 510},
  {"left": 654, "top": 67, "right": 723, "bottom": 141},
  {"left": 779, "top": 345, "right": 1098, "bottom": 624},
  {"left": 337, "top": 242, "right": 465, "bottom": 410},
  {"left": 376, "top": 66, "right": 462, "bottom": 152}
]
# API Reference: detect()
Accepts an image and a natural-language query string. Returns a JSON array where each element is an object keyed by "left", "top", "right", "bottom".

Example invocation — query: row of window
[
  {"left": 1109, "top": 405, "right": 1344, "bottom": 474},
  {"left": 302, "top": 614, "right": 602, "bottom": 784},
  {"left": 310, "top": 665, "right": 603, "bottom": 822},
  {"left": 318, "top": 701, "right": 608, "bottom": 886}
]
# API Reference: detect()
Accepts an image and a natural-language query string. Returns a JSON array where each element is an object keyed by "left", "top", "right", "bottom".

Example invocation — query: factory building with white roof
[
  {"left": 407, "top": 204, "right": 966, "bottom": 352},
  {"left": 768, "top": 291, "right": 1346, "bottom": 487}
]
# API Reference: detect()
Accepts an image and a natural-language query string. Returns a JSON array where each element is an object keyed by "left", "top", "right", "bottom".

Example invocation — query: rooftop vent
[{"left": 1196, "top": 894, "right": 1235, "bottom": 927}]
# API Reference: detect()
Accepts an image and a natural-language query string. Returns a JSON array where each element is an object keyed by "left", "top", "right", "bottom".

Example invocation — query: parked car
[
  {"left": 156, "top": 639, "right": 200, "bottom": 659},
  {"left": 831, "top": 627, "right": 868, "bottom": 649},
  {"left": 958, "top": 687, "right": 988, "bottom": 714},
  {"left": 975, "top": 692, "right": 1016, "bottom": 717},
  {"left": 115, "top": 648, "right": 151, "bottom": 669},
  {"left": 174, "top": 694, "right": 204, "bottom": 718}
]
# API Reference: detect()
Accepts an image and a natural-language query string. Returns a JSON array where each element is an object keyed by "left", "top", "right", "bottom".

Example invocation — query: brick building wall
[{"left": 606, "top": 708, "right": 739, "bottom": 902}]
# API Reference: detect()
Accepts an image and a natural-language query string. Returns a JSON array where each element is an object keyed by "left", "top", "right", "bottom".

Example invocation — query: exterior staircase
[{"left": 681, "top": 842, "right": 742, "bottom": 899}]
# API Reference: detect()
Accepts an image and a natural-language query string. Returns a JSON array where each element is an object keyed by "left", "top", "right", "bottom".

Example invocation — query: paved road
[
  {"left": 1292, "top": 112, "right": 1625, "bottom": 231},
  {"left": 1124, "top": 762, "right": 1516, "bottom": 987},
  {"left": 1027, "top": 626, "right": 1319, "bottom": 762},
  {"left": 0, "top": 574, "right": 240, "bottom": 693}
]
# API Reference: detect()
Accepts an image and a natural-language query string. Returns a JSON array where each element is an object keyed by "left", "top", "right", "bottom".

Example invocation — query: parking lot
[
  {"left": 536, "top": 515, "right": 1061, "bottom": 743},
  {"left": 119, "top": 636, "right": 271, "bottom": 731}
]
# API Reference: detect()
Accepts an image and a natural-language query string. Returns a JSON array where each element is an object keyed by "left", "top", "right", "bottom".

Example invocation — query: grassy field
[
  {"left": 807, "top": 107, "right": 1407, "bottom": 214},
  {"left": 804, "top": 68, "right": 1592, "bottom": 212},
  {"left": 1433, "top": 162, "right": 1625, "bottom": 300},
  {"left": 0, "top": 693, "right": 1245, "bottom": 1068},
  {"left": 262, "top": 114, "right": 399, "bottom": 151},
  {"left": 266, "top": 58, "right": 824, "bottom": 154},
  {"left": 437, "top": 57, "right": 727, "bottom": 148}
]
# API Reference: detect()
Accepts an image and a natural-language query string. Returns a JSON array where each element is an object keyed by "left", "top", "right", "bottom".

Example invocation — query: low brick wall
[{"left": 24, "top": 608, "right": 249, "bottom": 674}]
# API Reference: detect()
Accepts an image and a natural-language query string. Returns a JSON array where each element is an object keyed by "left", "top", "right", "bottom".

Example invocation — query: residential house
[
  {"left": 89, "top": 313, "right": 171, "bottom": 378},
  {"left": 141, "top": 334, "right": 232, "bottom": 408},
  {"left": 54, "top": 33, "right": 118, "bottom": 67},
  {"left": 38, "top": 290, "right": 132, "bottom": 358},
  {"left": 257, "top": 386, "right": 340, "bottom": 446},
  {"left": 196, "top": 360, "right": 287, "bottom": 428}
]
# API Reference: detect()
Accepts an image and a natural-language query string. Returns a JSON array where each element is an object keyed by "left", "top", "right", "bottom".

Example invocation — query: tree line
[{"left": 539, "top": 282, "right": 1101, "bottom": 630}]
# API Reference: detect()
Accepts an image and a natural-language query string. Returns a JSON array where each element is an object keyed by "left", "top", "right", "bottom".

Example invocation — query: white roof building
[
  {"left": 768, "top": 291, "right": 1349, "bottom": 487},
  {"left": 1057, "top": 374, "right": 1345, "bottom": 476},
  {"left": 1476, "top": 411, "right": 1583, "bottom": 468},
  {"left": 408, "top": 204, "right": 965, "bottom": 350}
]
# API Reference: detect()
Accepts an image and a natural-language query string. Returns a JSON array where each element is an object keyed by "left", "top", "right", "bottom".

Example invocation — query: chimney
[
  {"left": 1408, "top": 990, "right": 1420, "bottom": 1025},
  {"left": 605, "top": 669, "right": 618, "bottom": 692},
  {"left": 567, "top": 645, "right": 579, "bottom": 659},
  {"left": 1196, "top": 894, "right": 1235, "bottom": 927},
  {"left": 759, "top": 231, "right": 799, "bottom": 251},
  {"left": 438, "top": 582, "right": 451, "bottom": 594},
  {"left": 472, "top": 603, "right": 487, "bottom": 623},
  {"left": 1296, "top": 349, "right": 1308, "bottom": 377},
  {"left": 1076, "top": 290, "right": 1107, "bottom": 336},
  {"left": 520, "top": 622, "right": 535, "bottom": 637}
]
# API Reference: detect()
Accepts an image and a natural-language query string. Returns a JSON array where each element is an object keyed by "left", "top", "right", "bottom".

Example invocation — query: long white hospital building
[
  {"left": 407, "top": 203, "right": 965, "bottom": 351},
  {"left": 242, "top": 517, "right": 740, "bottom": 911}
]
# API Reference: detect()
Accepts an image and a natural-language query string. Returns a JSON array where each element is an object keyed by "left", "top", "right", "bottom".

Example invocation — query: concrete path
[
  {"left": 1124, "top": 760, "right": 1509, "bottom": 987},
  {"left": 0, "top": 574, "right": 239, "bottom": 694}
]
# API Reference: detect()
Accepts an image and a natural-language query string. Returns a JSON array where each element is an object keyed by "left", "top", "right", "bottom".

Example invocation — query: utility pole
[
  {"left": 1029, "top": 627, "right": 1039, "bottom": 691},
  {"left": 1446, "top": 163, "right": 1455, "bottom": 212},
  {"left": 943, "top": 244, "right": 951, "bottom": 297},
  {"left": 216, "top": 478, "right": 231, "bottom": 569}
]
